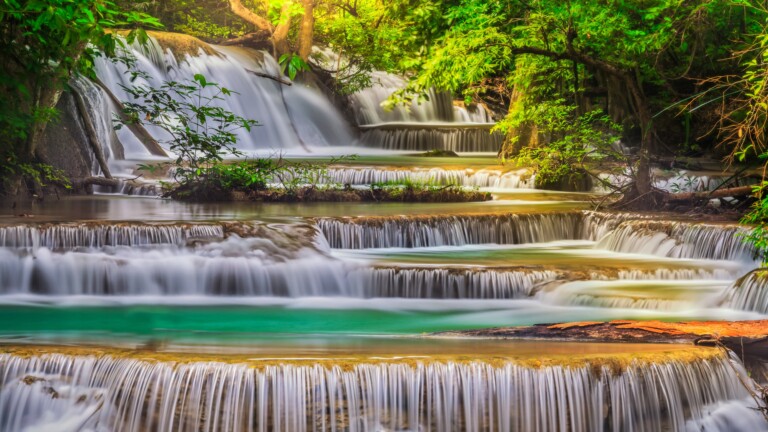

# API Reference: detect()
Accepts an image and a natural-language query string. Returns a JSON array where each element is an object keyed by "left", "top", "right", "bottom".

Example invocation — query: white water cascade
[
  {"left": 352, "top": 267, "right": 559, "bottom": 299},
  {"left": 356, "top": 125, "right": 505, "bottom": 152},
  {"left": 318, "top": 211, "right": 758, "bottom": 263},
  {"left": 0, "top": 351, "right": 763, "bottom": 432},
  {"left": 310, "top": 49, "right": 504, "bottom": 152},
  {"left": 324, "top": 166, "right": 534, "bottom": 189},
  {"left": 595, "top": 219, "right": 756, "bottom": 262},
  {"left": 726, "top": 270, "right": 768, "bottom": 314},
  {"left": 317, "top": 212, "right": 588, "bottom": 249},
  {"left": 93, "top": 35, "right": 354, "bottom": 164}
]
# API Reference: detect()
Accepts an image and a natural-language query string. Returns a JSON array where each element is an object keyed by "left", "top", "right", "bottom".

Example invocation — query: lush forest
[
  {"left": 3, "top": 0, "right": 768, "bottom": 220},
  {"left": 4, "top": 3, "right": 768, "bottom": 429}
]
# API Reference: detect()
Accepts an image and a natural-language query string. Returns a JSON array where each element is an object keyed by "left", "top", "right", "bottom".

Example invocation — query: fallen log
[
  {"left": 437, "top": 320, "right": 768, "bottom": 356},
  {"left": 70, "top": 86, "right": 112, "bottom": 179},
  {"left": 91, "top": 77, "right": 168, "bottom": 158},
  {"left": 245, "top": 69, "right": 292, "bottom": 86},
  {"left": 220, "top": 31, "right": 271, "bottom": 47},
  {"left": 73, "top": 177, "right": 121, "bottom": 189},
  {"left": 664, "top": 185, "right": 756, "bottom": 203}
]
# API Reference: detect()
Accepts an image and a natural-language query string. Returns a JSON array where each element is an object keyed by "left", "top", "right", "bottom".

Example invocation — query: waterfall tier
[
  {"left": 93, "top": 34, "right": 354, "bottom": 162},
  {"left": 317, "top": 212, "right": 588, "bottom": 249},
  {"left": 726, "top": 270, "right": 768, "bottom": 314},
  {"left": 358, "top": 126, "right": 504, "bottom": 152},
  {"left": 0, "top": 349, "right": 762, "bottom": 432},
  {"left": 595, "top": 219, "right": 755, "bottom": 262},
  {"left": 318, "top": 211, "right": 756, "bottom": 262},
  {"left": 542, "top": 279, "right": 730, "bottom": 310},
  {"left": 353, "top": 267, "right": 559, "bottom": 299},
  {"left": 324, "top": 167, "right": 534, "bottom": 189},
  {"left": 0, "top": 222, "right": 225, "bottom": 250}
]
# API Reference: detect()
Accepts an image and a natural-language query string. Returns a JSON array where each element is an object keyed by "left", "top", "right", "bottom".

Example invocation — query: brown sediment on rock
[
  {"left": 0, "top": 343, "right": 722, "bottom": 372},
  {"left": 112, "top": 30, "right": 218, "bottom": 61},
  {"left": 437, "top": 320, "right": 768, "bottom": 356}
]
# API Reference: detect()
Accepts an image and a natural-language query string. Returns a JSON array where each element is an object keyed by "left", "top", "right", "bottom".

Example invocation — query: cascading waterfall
[
  {"left": 0, "top": 350, "right": 763, "bottom": 432},
  {"left": 317, "top": 212, "right": 588, "bottom": 249},
  {"left": 595, "top": 219, "right": 756, "bottom": 262},
  {"left": 324, "top": 167, "right": 534, "bottom": 189},
  {"left": 726, "top": 270, "right": 768, "bottom": 314},
  {"left": 0, "top": 216, "right": 754, "bottom": 302},
  {"left": 0, "top": 223, "right": 225, "bottom": 250},
  {"left": 92, "top": 34, "right": 354, "bottom": 164},
  {"left": 542, "top": 279, "right": 731, "bottom": 310},
  {"left": 317, "top": 211, "right": 756, "bottom": 257},
  {"left": 595, "top": 170, "right": 760, "bottom": 194},
  {"left": 0, "top": 245, "right": 353, "bottom": 297},
  {"left": 0, "top": 221, "right": 358, "bottom": 297},
  {"left": 70, "top": 76, "right": 124, "bottom": 174},
  {"left": 338, "top": 65, "right": 491, "bottom": 125},
  {"left": 312, "top": 48, "right": 501, "bottom": 152},
  {"left": 351, "top": 267, "right": 559, "bottom": 299},
  {"left": 357, "top": 126, "right": 504, "bottom": 152}
]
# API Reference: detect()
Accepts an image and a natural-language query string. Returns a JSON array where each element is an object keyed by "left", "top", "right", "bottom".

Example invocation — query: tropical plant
[
  {"left": 279, "top": 53, "right": 311, "bottom": 80},
  {"left": 0, "top": 0, "right": 160, "bottom": 190},
  {"left": 119, "top": 73, "right": 258, "bottom": 183}
]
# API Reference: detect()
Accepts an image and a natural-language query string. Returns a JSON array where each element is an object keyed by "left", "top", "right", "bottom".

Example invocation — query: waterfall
[
  {"left": 543, "top": 279, "right": 731, "bottom": 310},
  {"left": 343, "top": 69, "right": 492, "bottom": 125},
  {"left": 317, "top": 212, "right": 587, "bottom": 249},
  {"left": 357, "top": 126, "right": 504, "bottom": 152},
  {"left": 0, "top": 351, "right": 762, "bottom": 432},
  {"left": 595, "top": 219, "right": 756, "bottom": 261},
  {"left": 0, "top": 222, "right": 225, "bottom": 250},
  {"left": 92, "top": 34, "right": 354, "bottom": 161},
  {"left": 312, "top": 48, "right": 499, "bottom": 152},
  {"left": 726, "top": 270, "right": 768, "bottom": 314},
  {"left": 0, "top": 246, "right": 352, "bottom": 297},
  {"left": 0, "top": 220, "right": 358, "bottom": 297},
  {"left": 352, "top": 267, "right": 559, "bottom": 299},
  {"left": 324, "top": 167, "right": 534, "bottom": 189}
]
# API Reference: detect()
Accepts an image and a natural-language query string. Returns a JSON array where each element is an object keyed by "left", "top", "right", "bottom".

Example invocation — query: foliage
[
  {"left": 266, "top": 155, "right": 355, "bottom": 194},
  {"left": 115, "top": 0, "right": 247, "bottom": 41},
  {"left": 742, "top": 181, "right": 768, "bottom": 264},
  {"left": 0, "top": 0, "right": 159, "bottom": 189},
  {"left": 371, "top": 177, "right": 454, "bottom": 191},
  {"left": 503, "top": 104, "right": 622, "bottom": 188},
  {"left": 369, "top": 177, "right": 478, "bottom": 202},
  {"left": 197, "top": 159, "right": 277, "bottom": 191},
  {"left": 278, "top": 53, "right": 311, "bottom": 80},
  {"left": 311, "top": 1, "right": 413, "bottom": 94},
  {"left": 119, "top": 73, "right": 258, "bottom": 183}
]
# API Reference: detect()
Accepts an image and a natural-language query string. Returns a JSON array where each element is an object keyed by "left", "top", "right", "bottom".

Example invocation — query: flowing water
[{"left": 1, "top": 34, "right": 767, "bottom": 430}]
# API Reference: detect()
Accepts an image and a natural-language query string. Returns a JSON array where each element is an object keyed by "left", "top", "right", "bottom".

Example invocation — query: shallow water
[{"left": 3, "top": 37, "right": 768, "bottom": 429}]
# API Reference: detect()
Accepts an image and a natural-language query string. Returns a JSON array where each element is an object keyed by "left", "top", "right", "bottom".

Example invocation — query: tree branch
[{"left": 228, "top": 0, "right": 274, "bottom": 32}]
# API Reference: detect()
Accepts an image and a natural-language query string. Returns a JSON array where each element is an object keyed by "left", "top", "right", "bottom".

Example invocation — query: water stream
[{"left": 1, "top": 34, "right": 766, "bottom": 430}]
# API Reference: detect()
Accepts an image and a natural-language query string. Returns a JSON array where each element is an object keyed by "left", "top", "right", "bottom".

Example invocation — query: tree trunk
[
  {"left": 228, "top": 0, "right": 293, "bottom": 58},
  {"left": 272, "top": 1, "right": 293, "bottom": 58},
  {"left": 297, "top": 0, "right": 315, "bottom": 61},
  {"left": 92, "top": 77, "right": 168, "bottom": 157},
  {"left": 27, "top": 84, "right": 63, "bottom": 157},
  {"left": 227, "top": 0, "right": 273, "bottom": 32},
  {"left": 625, "top": 76, "right": 654, "bottom": 198}
]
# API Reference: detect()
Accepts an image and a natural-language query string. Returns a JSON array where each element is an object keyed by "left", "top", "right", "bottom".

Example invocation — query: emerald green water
[{"left": 0, "top": 303, "right": 753, "bottom": 346}]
